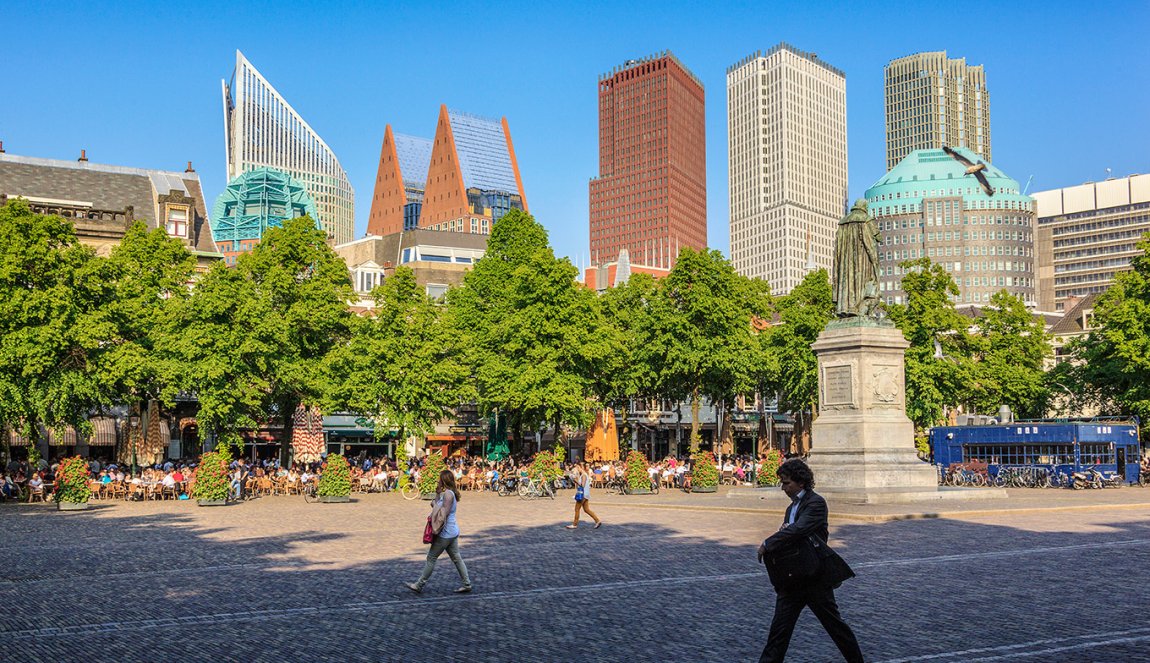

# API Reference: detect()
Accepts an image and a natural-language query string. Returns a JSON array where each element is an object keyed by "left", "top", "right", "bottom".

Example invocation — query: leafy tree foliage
[
  {"left": 1067, "top": 235, "right": 1150, "bottom": 425},
  {"left": 970, "top": 290, "right": 1050, "bottom": 418}
]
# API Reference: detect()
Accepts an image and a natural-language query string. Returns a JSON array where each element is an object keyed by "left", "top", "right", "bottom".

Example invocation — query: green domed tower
[{"left": 211, "top": 167, "right": 317, "bottom": 264}]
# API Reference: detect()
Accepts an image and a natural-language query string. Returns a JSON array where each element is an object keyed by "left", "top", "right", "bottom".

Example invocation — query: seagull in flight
[{"left": 942, "top": 146, "right": 995, "bottom": 196}]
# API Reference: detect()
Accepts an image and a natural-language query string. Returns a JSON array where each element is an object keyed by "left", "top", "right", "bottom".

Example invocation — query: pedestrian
[
  {"left": 757, "top": 459, "right": 863, "bottom": 663},
  {"left": 566, "top": 463, "right": 601, "bottom": 530},
  {"left": 406, "top": 469, "right": 472, "bottom": 595}
]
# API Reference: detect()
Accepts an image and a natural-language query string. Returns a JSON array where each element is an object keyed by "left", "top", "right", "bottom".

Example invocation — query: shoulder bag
[{"left": 422, "top": 515, "right": 435, "bottom": 544}]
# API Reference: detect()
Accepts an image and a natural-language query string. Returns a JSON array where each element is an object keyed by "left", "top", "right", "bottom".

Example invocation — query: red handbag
[{"left": 422, "top": 515, "right": 434, "bottom": 544}]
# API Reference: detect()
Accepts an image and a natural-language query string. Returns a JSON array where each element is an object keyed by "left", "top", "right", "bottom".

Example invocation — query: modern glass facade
[
  {"left": 222, "top": 50, "right": 355, "bottom": 244},
  {"left": 866, "top": 148, "right": 1036, "bottom": 307}
]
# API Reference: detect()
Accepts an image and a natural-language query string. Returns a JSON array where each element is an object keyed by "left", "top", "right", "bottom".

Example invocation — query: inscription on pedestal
[{"left": 824, "top": 365, "right": 853, "bottom": 406}]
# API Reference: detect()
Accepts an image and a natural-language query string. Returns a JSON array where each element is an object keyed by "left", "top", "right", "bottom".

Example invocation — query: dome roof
[
  {"left": 864, "top": 148, "right": 1032, "bottom": 215},
  {"left": 211, "top": 167, "right": 318, "bottom": 244}
]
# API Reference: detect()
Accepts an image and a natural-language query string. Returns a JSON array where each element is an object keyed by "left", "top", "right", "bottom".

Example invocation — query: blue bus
[{"left": 930, "top": 420, "right": 1142, "bottom": 483}]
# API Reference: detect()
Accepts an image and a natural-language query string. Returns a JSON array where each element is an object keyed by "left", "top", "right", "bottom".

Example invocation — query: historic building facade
[
  {"left": 222, "top": 50, "right": 355, "bottom": 244},
  {"left": 865, "top": 148, "right": 1036, "bottom": 307},
  {"left": 1031, "top": 174, "right": 1150, "bottom": 312},
  {"left": 885, "top": 51, "right": 991, "bottom": 171},
  {"left": 727, "top": 44, "right": 847, "bottom": 294},
  {"left": 589, "top": 51, "right": 706, "bottom": 269}
]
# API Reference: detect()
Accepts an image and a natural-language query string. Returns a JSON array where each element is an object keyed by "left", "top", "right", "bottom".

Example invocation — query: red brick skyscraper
[{"left": 589, "top": 52, "right": 706, "bottom": 268}]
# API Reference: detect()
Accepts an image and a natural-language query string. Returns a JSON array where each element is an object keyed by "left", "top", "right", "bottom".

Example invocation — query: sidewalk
[{"left": 594, "top": 484, "right": 1150, "bottom": 523}]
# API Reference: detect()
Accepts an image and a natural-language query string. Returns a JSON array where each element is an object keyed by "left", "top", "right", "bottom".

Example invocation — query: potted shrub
[
  {"left": 624, "top": 450, "right": 652, "bottom": 495},
  {"left": 691, "top": 451, "right": 719, "bottom": 493},
  {"left": 395, "top": 441, "right": 411, "bottom": 494},
  {"left": 530, "top": 450, "right": 562, "bottom": 488},
  {"left": 316, "top": 453, "right": 351, "bottom": 503},
  {"left": 757, "top": 450, "right": 782, "bottom": 487},
  {"left": 193, "top": 452, "right": 230, "bottom": 506},
  {"left": 54, "top": 455, "right": 91, "bottom": 511},
  {"left": 417, "top": 451, "right": 446, "bottom": 499}
]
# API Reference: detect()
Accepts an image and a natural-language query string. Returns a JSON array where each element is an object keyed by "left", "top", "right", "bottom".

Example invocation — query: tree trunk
[
  {"left": 676, "top": 403, "right": 683, "bottom": 458},
  {"left": 689, "top": 387, "right": 701, "bottom": 453},
  {"left": 280, "top": 398, "right": 297, "bottom": 467}
]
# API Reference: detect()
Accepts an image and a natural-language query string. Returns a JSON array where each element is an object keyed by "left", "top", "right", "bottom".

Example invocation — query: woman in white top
[
  {"left": 566, "top": 463, "right": 602, "bottom": 530},
  {"left": 407, "top": 469, "right": 472, "bottom": 594}
]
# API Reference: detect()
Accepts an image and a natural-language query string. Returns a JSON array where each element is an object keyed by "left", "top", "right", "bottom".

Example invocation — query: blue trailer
[{"left": 930, "top": 420, "right": 1142, "bottom": 484}]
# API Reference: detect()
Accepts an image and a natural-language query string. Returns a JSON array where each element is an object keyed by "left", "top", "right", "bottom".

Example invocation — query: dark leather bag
[{"left": 765, "top": 535, "right": 822, "bottom": 590}]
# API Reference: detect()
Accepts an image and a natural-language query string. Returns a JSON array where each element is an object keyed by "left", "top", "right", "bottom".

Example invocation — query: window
[
  {"left": 426, "top": 284, "right": 448, "bottom": 300},
  {"left": 166, "top": 205, "right": 189, "bottom": 238}
]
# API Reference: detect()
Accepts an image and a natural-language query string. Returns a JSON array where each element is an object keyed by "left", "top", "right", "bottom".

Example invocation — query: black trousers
[{"left": 760, "top": 585, "right": 864, "bottom": 663}]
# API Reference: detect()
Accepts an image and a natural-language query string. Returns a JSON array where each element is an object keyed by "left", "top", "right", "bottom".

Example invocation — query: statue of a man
[{"left": 832, "top": 199, "right": 880, "bottom": 318}]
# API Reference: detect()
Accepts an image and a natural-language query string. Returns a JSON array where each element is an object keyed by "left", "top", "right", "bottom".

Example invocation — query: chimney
[
  {"left": 185, "top": 161, "right": 195, "bottom": 173},
  {"left": 78, "top": 149, "right": 88, "bottom": 162}
]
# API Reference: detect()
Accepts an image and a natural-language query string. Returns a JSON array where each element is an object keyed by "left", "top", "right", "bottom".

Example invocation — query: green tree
[
  {"left": 761, "top": 269, "right": 831, "bottom": 454},
  {"left": 168, "top": 216, "right": 353, "bottom": 461},
  {"left": 449, "top": 209, "right": 600, "bottom": 450},
  {"left": 1068, "top": 235, "right": 1150, "bottom": 427},
  {"left": 971, "top": 290, "right": 1050, "bottom": 418},
  {"left": 329, "top": 266, "right": 469, "bottom": 437},
  {"left": 0, "top": 199, "right": 107, "bottom": 450},
  {"left": 643, "top": 248, "right": 769, "bottom": 451},
  {"left": 886, "top": 258, "right": 975, "bottom": 430}
]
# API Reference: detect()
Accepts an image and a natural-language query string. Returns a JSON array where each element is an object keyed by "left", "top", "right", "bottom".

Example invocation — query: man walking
[{"left": 757, "top": 459, "right": 863, "bottom": 662}]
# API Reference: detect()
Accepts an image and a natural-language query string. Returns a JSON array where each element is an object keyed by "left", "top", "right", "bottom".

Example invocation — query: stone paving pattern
[{"left": 2, "top": 486, "right": 1150, "bottom": 662}]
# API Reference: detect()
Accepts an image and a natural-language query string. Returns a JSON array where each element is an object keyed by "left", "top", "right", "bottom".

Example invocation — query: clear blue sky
[{"left": 2, "top": 1, "right": 1146, "bottom": 266}]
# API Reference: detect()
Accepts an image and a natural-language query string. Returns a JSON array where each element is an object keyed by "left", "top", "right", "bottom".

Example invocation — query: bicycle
[
  {"left": 302, "top": 482, "right": 318, "bottom": 503},
  {"left": 400, "top": 482, "right": 420, "bottom": 500},
  {"left": 517, "top": 477, "right": 555, "bottom": 500}
]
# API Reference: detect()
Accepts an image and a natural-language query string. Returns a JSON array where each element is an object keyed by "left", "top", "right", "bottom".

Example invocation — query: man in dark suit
[{"left": 757, "top": 459, "right": 864, "bottom": 662}]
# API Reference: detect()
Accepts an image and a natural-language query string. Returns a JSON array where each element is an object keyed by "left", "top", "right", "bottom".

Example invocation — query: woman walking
[
  {"left": 406, "top": 469, "right": 472, "bottom": 594},
  {"left": 566, "top": 463, "right": 601, "bottom": 530}
]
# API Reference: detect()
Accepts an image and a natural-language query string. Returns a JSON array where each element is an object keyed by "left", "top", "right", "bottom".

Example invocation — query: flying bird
[{"left": 942, "top": 146, "right": 995, "bottom": 196}]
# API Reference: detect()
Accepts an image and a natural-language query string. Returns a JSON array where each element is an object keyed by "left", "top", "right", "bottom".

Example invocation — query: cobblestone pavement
[{"left": 2, "top": 487, "right": 1150, "bottom": 662}]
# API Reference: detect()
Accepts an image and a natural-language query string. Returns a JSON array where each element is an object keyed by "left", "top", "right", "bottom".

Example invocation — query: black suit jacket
[{"left": 762, "top": 490, "right": 854, "bottom": 590}]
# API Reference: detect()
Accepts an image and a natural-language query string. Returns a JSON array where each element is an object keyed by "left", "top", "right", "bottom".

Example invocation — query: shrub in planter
[
  {"left": 417, "top": 452, "right": 446, "bottom": 496},
  {"left": 757, "top": 450, "right": 782, "bottom": 487},
  {"left": 317, "top": 454, "right": 351, "bottom": 497},
  {"left": 692, "top": 451, "right": 719, "bottom": 489},
  {"left": 624, "top": 450, "right": 650, "bottom": 492},
  {"left": 395, "top": 442, "right": 411, "bottom": 491},
  {"left": 529, "top": 450, "right": 562, "bottom": 484},
  {"left": 192, "top": 452, "right": 230, "bottom": 503},
  {"left": 54, "top": 455, "right": 91, "bottom": 504}
]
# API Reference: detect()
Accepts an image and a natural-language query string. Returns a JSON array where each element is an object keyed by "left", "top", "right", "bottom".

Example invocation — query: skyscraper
[
  {"left": 885, "top": 51, "right": 991, "bottom": 171},
  {"left": 222, "top": 50, "right": 355, "bottom": 244},
  {"left": 367, "top": 106, "right": 526, "bottom": 237},
  {"left": 589, "top": 51, "right": 706, "bottom": 269},
  {"left": 727, "top": 44, "right": 847, "bottom": 294}
]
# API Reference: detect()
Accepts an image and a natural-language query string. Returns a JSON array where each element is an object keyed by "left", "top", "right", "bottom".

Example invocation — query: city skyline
[{"left": 1, "top": 1, "right": 1146, "bottom": 268}]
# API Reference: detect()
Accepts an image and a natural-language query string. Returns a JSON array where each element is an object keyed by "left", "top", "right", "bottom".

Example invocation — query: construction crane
[{"left": 1023, "top": 175, "right": 1034, "bottom": 196}]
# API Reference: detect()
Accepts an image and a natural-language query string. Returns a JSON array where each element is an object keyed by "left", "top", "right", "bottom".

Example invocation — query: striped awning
[
  {"left": 89, "top": 417, "right": 117, "bottom": 447},
  {"left": 158, "top": 421, "right": 171, "bottom": 446},
  {"left": 8, "top": 429, "right": 29, "bottom": 447},
  {"left": 47, "top": 426, "right": 79, "bottom": 446}
]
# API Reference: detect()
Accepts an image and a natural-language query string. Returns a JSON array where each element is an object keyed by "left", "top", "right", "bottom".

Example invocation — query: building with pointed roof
[
  {"left": 222, "top": 50, "right": 355, "bottom": 244},
  {"left": 367, "top": 106, "right": 526, "bottom": 237},
  {"left": 0, "top": 147, "right": 221, "bottom": 270},
  {"left": 865, "top": 147, "right": 1036, "bottom": 306}
]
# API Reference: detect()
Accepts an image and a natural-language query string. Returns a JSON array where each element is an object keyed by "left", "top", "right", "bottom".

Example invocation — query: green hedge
[
  {"left": 54, "top": 455, "right": 90, "bottom": 504},
  {"left": 692, "top": 451, "right": 719, "bottom": 488},
  {"left": 418, "top": 452, "right": 446, "bottom": 495},
  {"left": 757, "top": 449, "right": 782, "bottom": 486},
  {"left": 318, "top": 454, "right": 351, "bottom": 497},
  {"left": 624, "top": 450, "right": 650, "bottom": 491},
  {"left": 193, "top": 452, "right": 230, "bottom": 501}
]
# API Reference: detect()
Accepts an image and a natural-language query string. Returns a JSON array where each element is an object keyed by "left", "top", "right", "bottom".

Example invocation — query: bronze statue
[{"left": 832, "top": 199, "right": 880, "bottom": 318}]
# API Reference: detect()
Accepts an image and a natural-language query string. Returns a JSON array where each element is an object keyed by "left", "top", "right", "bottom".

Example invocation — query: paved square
[{"left": 2, "top": 488, "right": 1150, "bottom": 662}]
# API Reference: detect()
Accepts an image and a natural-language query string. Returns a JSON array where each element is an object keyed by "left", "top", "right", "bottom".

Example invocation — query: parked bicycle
[
  {"left": 302, "top": 481, "right": 318, "bottom": 503},
  {"left": 517, "top": 477, "right": 555, "bottom": 500}
]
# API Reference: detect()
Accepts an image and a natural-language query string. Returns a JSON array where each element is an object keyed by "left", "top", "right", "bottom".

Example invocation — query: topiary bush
[
  {"left": 396, "top": 441, "right": 410, "bottom": 491},
  {"left": 692, "top": 451, "right": 719, "bottom": 488},
  {"left": 418, "top": 452, "right": 446, "bottom": 496},
  {"left": 624, "top": 450, "right": 650, "bottom": 492},
  {"left": 757, "top": 449, "right": 782, "bottom": 487},
  {"left": 193, "top": 452, "right": 230, "bottom": 502},
  {"left": 54, "top": 455, "right": 90, "bottom": 504},
  {"left": 317, "top": 453, "right": 351, "bottom": 497},
  {"left": 530, "top": 450, "right": 562, "bottom": 484}
]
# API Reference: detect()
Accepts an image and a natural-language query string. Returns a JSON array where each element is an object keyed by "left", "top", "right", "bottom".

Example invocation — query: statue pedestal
[{"left": 806, "top": 321, "right": 972, "bottom": 504}]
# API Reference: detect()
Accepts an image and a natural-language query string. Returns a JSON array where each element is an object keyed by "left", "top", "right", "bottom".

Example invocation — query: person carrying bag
[
  {"left": 407, "top": 470, "right": 472, "bottom": 595},
  {"left": 756, "top": 459, "right": 863, "bottom": 662}
]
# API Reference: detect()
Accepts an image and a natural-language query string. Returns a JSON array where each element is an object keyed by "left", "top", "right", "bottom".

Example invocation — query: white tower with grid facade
[
  {"left": 222, "top": 50, "right": 355, "bottom": 244},
  {"left": 727, "top": 44, "right": 847, "bottom": 295}
]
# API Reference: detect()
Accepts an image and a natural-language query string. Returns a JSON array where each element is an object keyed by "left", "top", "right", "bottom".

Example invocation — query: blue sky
[{"left": 2, "top": 1, "right": 1146, "bottom": 266}]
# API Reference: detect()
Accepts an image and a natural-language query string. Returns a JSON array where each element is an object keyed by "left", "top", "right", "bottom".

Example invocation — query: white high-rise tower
[
  {"left": 727, "top": 44, "right": 847, "bottom": 295},
  {"left": 222, "top": 50, "right": 355, "bottom": 244}
]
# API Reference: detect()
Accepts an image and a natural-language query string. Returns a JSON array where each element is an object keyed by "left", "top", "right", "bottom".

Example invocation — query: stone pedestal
[{"left": 806, "top": 320, "right": 942, "bottom": 503}]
